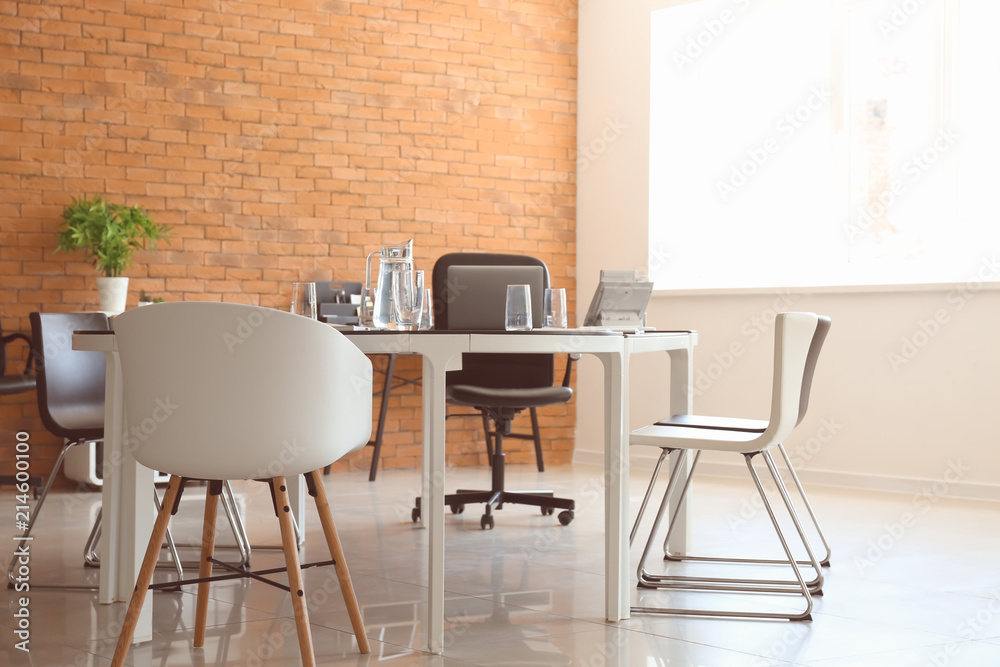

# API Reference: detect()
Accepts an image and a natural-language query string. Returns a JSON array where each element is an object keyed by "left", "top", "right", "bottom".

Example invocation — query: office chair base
[
  {"left": 411, "top": 493, "right": 574, "bottom": 529},
  {"left": 412, "top": 443, "right": 575, "bottom": 529},
  {"left": 447, "top": 489, "right": 574, "bottom": 530}
]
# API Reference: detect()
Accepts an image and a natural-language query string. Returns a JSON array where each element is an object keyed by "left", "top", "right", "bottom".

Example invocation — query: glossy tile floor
[{"left": 3, "top": 462, "right": 1000, "bottom": 666}]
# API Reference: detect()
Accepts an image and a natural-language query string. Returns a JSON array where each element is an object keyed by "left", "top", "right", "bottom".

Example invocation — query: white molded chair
[
  {"left": 634, "top": 315, "right": 833, "bottom": 567},
  {"left": 109, "top": 302, "right": 373, "bottom": 666},
  {"left": 629, "top": 312, "right": 825, "bottom": 621}
]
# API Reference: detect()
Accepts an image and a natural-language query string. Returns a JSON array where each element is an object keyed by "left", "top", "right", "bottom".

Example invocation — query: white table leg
[
  {"left": 421, "top": 341, "right": 463, "bottom": 654},
  {"left": 100, "top": 346, "right": 154, "bottom": 642},
  {"left": 597, "top": 349, "right": 629, "bottom": 622},
  {"left": 422, "top": 354, "right": 445, "bottom": 653},
  {"left": 98, "top": 351, "right": 122, "bottom": 604},
  {"left": 666, "top": 345, "right": 694, "bottom": 555},
  {"left": 413, "top": 335, "right": 463, "bottom": 654}
]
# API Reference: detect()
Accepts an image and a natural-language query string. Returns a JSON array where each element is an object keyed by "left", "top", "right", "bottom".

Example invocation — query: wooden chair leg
[
  {"left": 309, "top": 470, "right": 371, "bottom": 654},
  {"left": 111, "top": 476, "right": 184, "bottom": 667},
  {"left": 194, "top": 483, "right": 221, "bottom": 648},
  {"left": 273, "top": 477, "right": 316, "bottom": 667}
]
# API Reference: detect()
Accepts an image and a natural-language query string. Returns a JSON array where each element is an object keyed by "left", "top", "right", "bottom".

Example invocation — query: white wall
[{"left": 576, "top": 0, "right": 1000, "bottom": 500}]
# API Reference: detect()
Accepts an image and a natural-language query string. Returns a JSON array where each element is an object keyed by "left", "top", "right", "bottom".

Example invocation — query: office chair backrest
[
  {"left": 446, "top": 265, "right": 545, "bottom": 330},
  {"left": 29, "top": 312, "right": 108, "bottom": 441},
  {"left": 796, "top": 315, "right": 831, "bottom": 427},
  {"left": 113, "top": 302, "right": 373, "bottom": 480},
  {"left": 432, "top": 253, "right": 554, "bottom": 389},
  {"left": 762, "top": 312, "right": 820, "bottom": 448}
]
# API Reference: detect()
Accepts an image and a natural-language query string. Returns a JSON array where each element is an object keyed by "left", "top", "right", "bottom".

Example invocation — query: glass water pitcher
[{"left": 363, "top": 239, "right": 413, "bottom": 329}]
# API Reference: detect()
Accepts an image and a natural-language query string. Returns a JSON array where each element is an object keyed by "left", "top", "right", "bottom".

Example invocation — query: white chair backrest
[
  {"left": 795, "top": 315, "right": 831, "bottom": 427},
  {"left": 760, "top": 312, "right": 820, "bottom": 448},
  {"left": 113, "top": 302, "right": 372, "bottom": 480}
]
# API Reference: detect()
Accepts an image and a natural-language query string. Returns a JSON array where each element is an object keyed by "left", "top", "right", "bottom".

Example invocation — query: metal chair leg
[
  {"left": 529, "top": 407, "right": 544, "bottom": 472},
  {"left": 482, "top": 410, "right": 494, "bottom": 462},
  {"left": 645, "top": 448, "right": 825, "bottom": 576},
  {"left": 635, "top": 450, "right": 822, "bottom": 595},
  {"left": 776, "top": 442, "right": 832, "bottom": 566},
  {"left": 153, "top": 486, "right": 185, "bottom": 579},
  {"left": 220, "top": 480, "right": 251, "bottom": 568},
  {"left": 83, "top": 508, "right": 101, "bottom": 567},
  {"left": 83, "top": 490, "right": 185, "bottom": 579},
  {"left": 631, "top": 452, "right": 816, "bottom": 620},
  {"left": 368, "top": 354, "right": 396, "bottom": 481},
  {"left": 8, "top": 439, "right": 98, "bottom": 590},
  {"left": 630, "top": 448, "right": 669, "bottom": 545}
]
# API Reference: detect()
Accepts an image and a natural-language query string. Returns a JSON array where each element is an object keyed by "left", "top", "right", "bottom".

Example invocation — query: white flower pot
[{"left": 97, "top": 276, "right": 129, "bottom": 314}]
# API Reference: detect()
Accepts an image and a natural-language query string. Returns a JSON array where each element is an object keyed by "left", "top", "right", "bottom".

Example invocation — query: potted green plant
[{"left": 55, "top": 196, "right": 171, "bottom": 314}]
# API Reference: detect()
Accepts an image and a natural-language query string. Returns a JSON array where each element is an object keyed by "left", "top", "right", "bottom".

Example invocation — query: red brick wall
[{"left": 0, "top": 0, "right": 578, "bottom": 482}]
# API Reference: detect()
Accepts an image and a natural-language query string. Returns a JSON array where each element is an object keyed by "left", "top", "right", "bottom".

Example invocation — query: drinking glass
[
  {"left": 392, "top": 269, "right": 424, "bottom": 331},
  {"left": 505, "top": 284, "right": 532, "bottom": 331},
  {"left": 418, "top": 287, "right": 434, "bottom": 330},
  {"left": 543, "top": 287, "right": 568, "bottom": 328},
  {"left": 291, "top": 282, "right": 317, "bottom": 319},
  {"left": 358, "top": 288, "right": 375, "bottom": 327}
]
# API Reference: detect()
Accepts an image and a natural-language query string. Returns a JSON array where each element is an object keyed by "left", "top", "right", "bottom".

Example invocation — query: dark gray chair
[
  {"left": 437, "top": 253, "right": 577, "bottom": 474},
  {"left": 0, "top": 320, "right": 40, "bottom": 492},
  {"left": 8, "top": 312, "right": 189, "bottom": 588},
  {"left": 6, "top": 312, "right": 108, "bottom": 588},
  {"left": 412, "top": 253, "right": 575, "bottom": 529}
]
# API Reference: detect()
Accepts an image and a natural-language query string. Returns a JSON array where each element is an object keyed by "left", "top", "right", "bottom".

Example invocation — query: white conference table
[{"left": 74, "top": 326, "right": 696, "bottom": 654}]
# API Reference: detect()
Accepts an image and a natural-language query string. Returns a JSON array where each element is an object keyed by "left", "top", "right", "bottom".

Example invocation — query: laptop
[{"left": 446, "top": 265, "right": 545, "bottom": 330}]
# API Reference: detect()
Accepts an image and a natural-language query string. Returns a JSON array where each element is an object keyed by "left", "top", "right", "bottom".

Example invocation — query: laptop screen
[{"left": 445, "top": 265, "right": 545, "bottom": 330}]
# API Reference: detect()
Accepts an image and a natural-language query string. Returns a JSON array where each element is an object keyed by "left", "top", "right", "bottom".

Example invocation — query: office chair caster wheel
[
  {"left": 411, "top": 507, "right": 420, "bottom": 523},
  {"left": 541, "top": 507, "right": 554, "bottom": 516},
  {"left": 450, "top": 503, "right": 465, "bottom": 515},
  {"left": 557, "top": 510, "right": 574, "bottom": 526},
  {"left": 480, "top": 514, "right": 495, "bottom": 530}
]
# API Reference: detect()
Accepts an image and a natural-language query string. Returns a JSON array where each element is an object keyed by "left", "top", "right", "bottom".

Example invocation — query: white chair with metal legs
[
  {"left": 109, "top": 302, "right": 372, "bottom": 667},
  {"left": 633, "top": 315, "right": 833, "bottom": 569},
  {"left": 629, "top": 312, "right": 826, "bottom": 621}
]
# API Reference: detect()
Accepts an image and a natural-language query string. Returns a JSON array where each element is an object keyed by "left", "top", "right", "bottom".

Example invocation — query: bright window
[{"left": 648, "top": 0, "right": 1000, "bottom": 290}]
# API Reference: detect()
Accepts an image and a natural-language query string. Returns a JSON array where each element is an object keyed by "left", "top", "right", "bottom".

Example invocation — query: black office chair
[
  {"left": 439, "top": 253, "right": 576, "bottom": 473},
  {"left": 0, "top": 320, "right": 41, "bottom": 492},
  {"left": 414, "top": 252, "right": 576, "bottom": 529}
]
